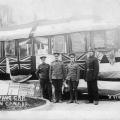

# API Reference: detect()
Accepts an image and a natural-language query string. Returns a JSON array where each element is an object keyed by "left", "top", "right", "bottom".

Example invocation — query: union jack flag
[
  {"left": 0, "top": 57, "right": 6, "bottom": 73},
  {"left": 9, "top": 56, "right": 31, "bottom": 71},
  {"left": 19, "top": 56, "right": 31, "bottom": 70},
  {"left": 76, "top": 53, "right": 87, "bottom": 70},
  {"left": 62, "top": 53, "right": 87, "bottom": 70},
  {"left": 9, "top": 57, "right": 19, "bottom": 71},
  {"left": 62, "top": 54, "right": 71, "bottom": 64}
]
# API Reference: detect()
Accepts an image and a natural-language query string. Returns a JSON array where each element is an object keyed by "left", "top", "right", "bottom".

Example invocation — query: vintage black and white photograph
[{"left": 0, "top": 0, "right": 120, "bottom": 120}]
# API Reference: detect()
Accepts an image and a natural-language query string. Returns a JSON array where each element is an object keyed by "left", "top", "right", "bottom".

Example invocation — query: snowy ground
[
  {"left": 47, "top": 100, "right": 120, "bottom": 111},
  {"left": 0, "top": 100, "right": 120, "bottom": 120}
]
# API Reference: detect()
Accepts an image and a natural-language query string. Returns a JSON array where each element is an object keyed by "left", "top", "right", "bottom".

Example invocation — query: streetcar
[{"left": 0, "top": 19, "right": 120, "bottom": 97}]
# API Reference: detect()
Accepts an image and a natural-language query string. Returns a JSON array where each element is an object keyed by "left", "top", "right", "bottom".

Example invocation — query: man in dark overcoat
[
  {"left": 85, "top": 49, "right": 99, "bottom": 105},
  {"left": 36, "top": 55, "right": 52, "bottom": 101}
]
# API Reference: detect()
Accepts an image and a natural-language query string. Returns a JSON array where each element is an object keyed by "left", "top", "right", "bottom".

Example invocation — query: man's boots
[
  {"left": 74, "top": 90, "right": 79, "bottom": 104},
  {"left": 94, "top": 101, "right": 99, "bottom": 105}
]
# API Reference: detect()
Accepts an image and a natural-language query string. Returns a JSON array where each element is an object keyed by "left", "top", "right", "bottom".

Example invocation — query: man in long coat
[{"left": 85, "top": 50, "right": 99, "bottom": 105}]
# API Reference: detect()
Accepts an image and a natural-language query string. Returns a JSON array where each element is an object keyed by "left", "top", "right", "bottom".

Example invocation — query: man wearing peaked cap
[
  {"left": 49, "top": 52, "right": 65, "bottom": 103},
  {"left": 53, "top": 52, "right": 60, "bottom": 55},
  {"left": 40, "top": 55, "right": 46, "bottom": 59},
  {"left": 85, "top": 48, "right": 99, "bottom": 105},
  {"left": 36, "top": 54, "right": 52, "bottom": 102}
]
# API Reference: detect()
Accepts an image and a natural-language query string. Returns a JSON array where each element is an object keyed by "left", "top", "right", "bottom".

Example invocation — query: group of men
[{"left": 36, "top": 49, "right": 99, "bottom": 105}]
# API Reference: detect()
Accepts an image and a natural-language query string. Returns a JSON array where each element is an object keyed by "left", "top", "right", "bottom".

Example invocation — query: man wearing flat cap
[
  {"left": 66, "top": 53, "right": 80, "bottom": 104},
  {"left": 49, "top": 52, "right": 65, "bottom": 103},
  {"left": 36, "top": 55, "right": 52, "bottom": 101},
  {"left": 85, "top": 49, "right": 99, "bottom": 105}
]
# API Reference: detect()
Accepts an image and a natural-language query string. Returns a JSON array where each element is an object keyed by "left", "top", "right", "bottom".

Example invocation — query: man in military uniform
[
  {"left": 49, "top": 52, "right": 65, "bottom": 103},
  {"left": 66, "top": 53, "right": 80, "bottom": 104},
  {"left": 36, "top": 55, "right": 52, "bottom": 101},
  {"left": 85, "top": 49, "right": 99, "bottom": 105}
]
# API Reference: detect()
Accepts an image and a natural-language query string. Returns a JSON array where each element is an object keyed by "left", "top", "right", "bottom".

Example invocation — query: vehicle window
[
  {"left": 93, "top": 31, "right": 105, "bottom": 49},
  {"left": 5, "top": 40, "right": 15, "bottom": 56},
  {"left": 70, "top": 32, "right": 86, "bottom": 52},
  {"left": 51, "top": 35, "right": 66, "bottom": 54},
  {"left": 0, "top": 42, "right": 3, "bottom": 58},
  {"left": 106, "top": 30, "right": 116, "bottom": 49},
  {"left": 34, "top": 37, "right": 48, "bottom": 55},
  {"left": 19, "top": 39, "right": 32, "bottom": 58}
]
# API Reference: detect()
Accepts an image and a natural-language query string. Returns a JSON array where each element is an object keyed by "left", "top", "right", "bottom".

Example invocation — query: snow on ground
[
  {"left": 47, "top": 100, "right": 120, "bottom": 111},
  {"left": 42, "top": 100, "right": 120, "bottom": 119},
  {"left": 0, "top": 101, "right": 120, "bottom": 120}
]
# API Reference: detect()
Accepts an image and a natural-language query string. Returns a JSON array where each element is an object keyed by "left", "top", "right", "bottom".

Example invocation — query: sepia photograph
[{"left": 0, "top": 0, "right": 120, "bottom": 120}]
